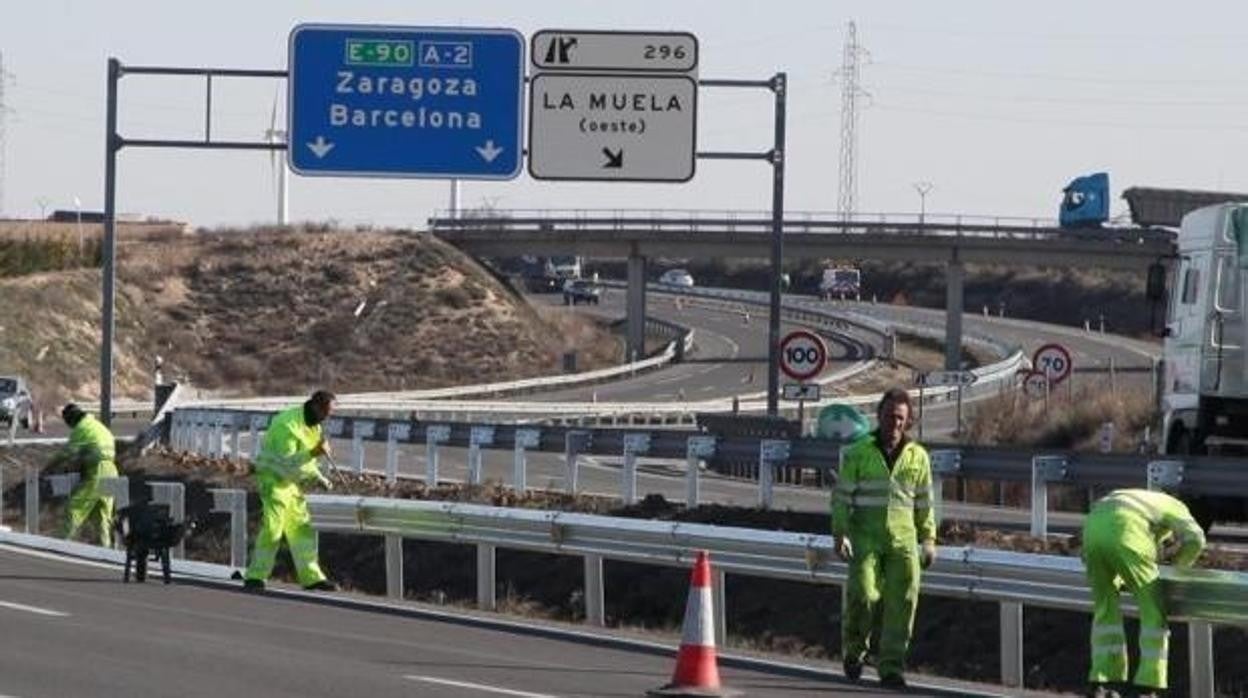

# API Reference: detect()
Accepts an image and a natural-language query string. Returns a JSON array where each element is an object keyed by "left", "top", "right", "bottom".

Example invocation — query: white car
[{"left": 659, "top": 269, "right": 695, "bottom": 287}]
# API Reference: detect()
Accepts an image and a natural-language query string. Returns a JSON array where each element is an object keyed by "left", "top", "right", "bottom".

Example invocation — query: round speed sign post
[{"left": 780, "top": 330, "right": 827, "bottom": 430}]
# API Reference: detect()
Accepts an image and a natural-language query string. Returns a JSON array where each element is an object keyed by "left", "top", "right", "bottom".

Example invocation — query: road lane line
[
  {"left": 404, "top": 675, "right": 559, "bottom": 697},
  {"left": 0, "top": 599, "right": 69, "bottom": 617}
]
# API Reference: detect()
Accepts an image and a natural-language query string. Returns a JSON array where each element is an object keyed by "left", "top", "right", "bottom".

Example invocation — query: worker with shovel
[
  {"left": 52, "top": 403, "right": 119, "bottom": 547},
  {"left": 243, "top": 390, "right": 339, "bottom": 592}
]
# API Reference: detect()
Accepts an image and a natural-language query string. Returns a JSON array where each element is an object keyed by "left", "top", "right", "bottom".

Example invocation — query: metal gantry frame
[{"left": 100, "top": 59, "right": 287, "bottom": 423}]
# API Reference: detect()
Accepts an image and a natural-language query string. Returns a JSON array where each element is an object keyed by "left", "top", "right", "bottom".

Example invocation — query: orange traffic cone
[{"left": 649, "top": 551, "right": 738, "bottom": 697}]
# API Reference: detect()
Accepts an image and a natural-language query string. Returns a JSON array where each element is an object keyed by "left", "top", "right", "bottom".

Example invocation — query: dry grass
[
  {"left": 1, "top": 225, "right": 619, "bottom": 403},
  {"left": 964, "top": 379, "right": 1155, "bottom": 452}
]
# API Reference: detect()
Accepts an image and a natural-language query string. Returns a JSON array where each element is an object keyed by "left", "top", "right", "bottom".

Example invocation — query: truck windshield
[
  {"left": 0, "top": 378, "right": 15, "bottom": 393},
  {"left": 550, "top": 256, "right": 577, "bottom": 266}
]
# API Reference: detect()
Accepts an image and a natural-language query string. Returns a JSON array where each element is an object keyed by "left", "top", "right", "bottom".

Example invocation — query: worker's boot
[{"left": 1085, "top": 683, "right": 1121, "bottom": 698}]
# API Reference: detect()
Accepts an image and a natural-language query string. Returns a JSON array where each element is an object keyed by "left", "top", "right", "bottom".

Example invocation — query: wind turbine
[{"left": 266, "top": 90, "right": 289, "bottom": 225}]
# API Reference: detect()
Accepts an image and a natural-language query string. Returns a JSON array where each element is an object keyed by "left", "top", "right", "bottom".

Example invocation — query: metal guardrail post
[
  {"left": 148, "top": 481, "right": 186, "bottom": 559},
  {"left": 211, "top": 414, "right": 226, "bottom": 457},
  {"left": 425, "top": 425, "right": 451, "bottom": 486},
  {"left": 385, "top": 423, "right": 411, "bottom": 484},
  {"left": 686, "top": 436, "right": 716, "bottom": 507},
  {"left": 249, "top": 414, "right": 267, "bottom": 460},
  {"left": 1189, "top": 621, "right": 1214, "bottom": 698},
  {"left": 929, "top": 450, "right": 961, "bottom": 528},
  {"left": 209, "top": 488, "right": 247, "bottom": 569},
  {"left": 1146, "top": 460, "right": 1183, "bottom": 491},
  {"left": 585, "top": 553, "right": 605, "bottom": 626},
  {"left": 477, "top": 543, "right": 496, "bottom": 611},
  {"left": 564, "top": 431, "right": 590, "bottom": 495},
  {"left": 469, "top": 426, "right": 495, "bottom": 485},
  {"left": 622, "top": 433, "right": 651, "bottom": 505},
  {"left": 24, "top": 466, "right": 38, "bottom": 534},
  {"left": 712, "top": 567, "right": 727, "bottom": 648},
  {"left": 1030, "top": 456, "right": 1067, "bottom": 537},
  {"left": 1000, "top": 601, "right": 1024, "bottom": 688},
  {"left": 229, "top": 415, "right": 241, "bottom": 461},
  {"left": 353, "top": 420, "right": 375, "bottom": 476},
  {"left": 758, "top": 439, "right": 790, "bottom": 510},
  {"left": 385, "top": 534, "right": 403, "bottom": 599},
  {"left": 513, "top": 428, "right": 539, "bottom": 492}
]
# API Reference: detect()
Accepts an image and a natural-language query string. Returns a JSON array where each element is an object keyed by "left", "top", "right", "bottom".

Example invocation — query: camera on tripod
[{"left": 114, "top": 501, "right": 194, "bottom": 584}]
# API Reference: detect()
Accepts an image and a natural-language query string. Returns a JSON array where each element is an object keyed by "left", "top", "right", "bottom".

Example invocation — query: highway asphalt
[{"left": 0, "top": 545, "right": 1035, "bottom": 697}]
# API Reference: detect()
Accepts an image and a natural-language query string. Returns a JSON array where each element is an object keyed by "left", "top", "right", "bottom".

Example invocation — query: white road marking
[
  {"left": 0, "top": 599, "right": 69, "bottom": 617},
  {"left": 404, "top": 675, "right": 560, "bottom": 697}
]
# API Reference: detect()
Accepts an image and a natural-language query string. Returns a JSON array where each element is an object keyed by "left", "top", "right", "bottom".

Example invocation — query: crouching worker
[
  {"left": 1083, "top": 489, "right": 1206, "bottom": 698},
  {"left": 53, "top": 403, "right": 119, "bottom": 547},
  {"left": 243, "top": 390, "right": 339, "bottom": 592}
]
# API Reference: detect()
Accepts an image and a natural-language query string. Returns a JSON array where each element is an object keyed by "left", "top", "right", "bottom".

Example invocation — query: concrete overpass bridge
[{"left": 431, "top": 210, "right": 1175, "bottom": 369}]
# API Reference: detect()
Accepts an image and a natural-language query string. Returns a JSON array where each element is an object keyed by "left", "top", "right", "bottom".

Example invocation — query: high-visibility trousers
[
  {"left": 1084, "top": 514, "right": 1170, "bottom": 689},
  {"left": 62, "top": 461, "right": 119, "bottom": 548},
  {"left": 244, "top": 472, "right": 327, "bottom": 588},
  {"left": 842, "top": 542, "right": 921, "bottom": 678}
]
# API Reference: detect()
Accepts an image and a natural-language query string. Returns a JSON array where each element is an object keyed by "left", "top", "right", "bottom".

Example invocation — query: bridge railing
[
  {"left": 306, "top": 494, "right": 1245, "bottom": 695},
  {"left": 436, "top": 207, "right": 1062, "bottom": 229}
]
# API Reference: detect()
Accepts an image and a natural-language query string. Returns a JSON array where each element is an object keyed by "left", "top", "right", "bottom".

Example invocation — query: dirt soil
[
  {"left": 2, "top": 445, "right": 1244, "bottom": 696},
  {"left": 0, "top": 226, "right": 621, "bottom": 406}
]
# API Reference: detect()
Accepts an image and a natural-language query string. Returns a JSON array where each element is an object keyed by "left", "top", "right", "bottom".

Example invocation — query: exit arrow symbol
[
  {"left": 602, "top": 147, "right": 623, "bottom": 169},
  {"left": 475, "top": 140, "right": 504, "bottom": 162},
  {"left": 307, "top": 136, "right": 335, "bottom": 159}
]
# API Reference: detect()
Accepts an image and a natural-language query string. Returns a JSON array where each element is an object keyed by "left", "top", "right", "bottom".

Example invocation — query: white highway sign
[
  {"left": 528, "top": 74, "right": 697, "bottom": 181},
  {"left": 782, "top": 383, "right": 821, "bottom": 401},
  {"left": 531, "top": 30, "right": 697, "bottom": 73}
]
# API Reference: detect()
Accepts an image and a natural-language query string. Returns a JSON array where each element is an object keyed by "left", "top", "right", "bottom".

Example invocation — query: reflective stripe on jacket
[
  {"left": 253, "top": 405, "right": 322, "bottom": 485},
  {"left": 831, "top": 434, "right": 935, "bottom": 546}
]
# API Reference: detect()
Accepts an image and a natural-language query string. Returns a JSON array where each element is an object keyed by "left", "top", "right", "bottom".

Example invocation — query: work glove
[
  {"left": 836, "top": 536, "right": 854, "bottom": 562},
  {"left": 920, "top": 540, "right": 937, "bottom": 570}
]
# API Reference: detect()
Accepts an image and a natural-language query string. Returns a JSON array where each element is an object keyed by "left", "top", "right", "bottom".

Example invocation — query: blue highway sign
[{"left": 287, "top": 24, "right": 524, "bottom": 179}]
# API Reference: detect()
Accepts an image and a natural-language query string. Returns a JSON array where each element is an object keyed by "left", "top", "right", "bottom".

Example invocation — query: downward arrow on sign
[
  {"left": 601, "top": 147, "right": 623, "bottom": 168},
  {"left": 307, "top": 136, "right": 335, "bottom": 158},
  {"left": 475, "top": 140, "right": 504, "bottom": 162}
]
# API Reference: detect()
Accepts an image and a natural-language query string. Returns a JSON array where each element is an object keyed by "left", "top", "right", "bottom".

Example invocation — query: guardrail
[
  {"left": 306, "top": 494, "right": 1244, "bottom": 695},
  {"left": 168, "top": 409, "right": 1248, "bottom": 505},
  {"left": 436, "top": 207, "right": 1064, "bottom": 229},
  {"left": 429, "top": 211, "right": 1175, "bottom": 246}
]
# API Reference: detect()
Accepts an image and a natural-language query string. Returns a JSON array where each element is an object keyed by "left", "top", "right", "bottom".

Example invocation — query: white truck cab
[{"left": 1160, "top": 203, "right": 1248, "bottom": 455}]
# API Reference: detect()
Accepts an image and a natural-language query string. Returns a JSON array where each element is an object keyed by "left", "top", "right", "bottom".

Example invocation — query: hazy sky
[{"left": 2, "top": 1, "right": 1246, "bottom": 228}]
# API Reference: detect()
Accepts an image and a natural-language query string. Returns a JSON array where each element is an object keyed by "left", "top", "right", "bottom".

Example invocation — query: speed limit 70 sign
[
  {"left": 779, "top": 330, "right": 827, "bottom": 381},
  {"left": 1032, "top": 343, "right": 1073, "bottom": 384}
]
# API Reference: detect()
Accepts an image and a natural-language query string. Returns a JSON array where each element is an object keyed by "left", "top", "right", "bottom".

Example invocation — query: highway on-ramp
[{"left": 0, "top": 545, "right": 1025, "bottom": 697}]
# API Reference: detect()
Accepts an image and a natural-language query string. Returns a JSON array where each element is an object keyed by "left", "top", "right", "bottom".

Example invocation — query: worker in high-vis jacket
[
  {"left": 243, "top": 390, "right": 339, "bottom": 592},
  {"left": 831, "top": 387, "right": 935, "bottom": 689},
  {"left": 1082, "top": 489, "right": 1206, "bottom": 698},
  {"left": 54, "top": 403, "right": 119, "bottom": 547}
]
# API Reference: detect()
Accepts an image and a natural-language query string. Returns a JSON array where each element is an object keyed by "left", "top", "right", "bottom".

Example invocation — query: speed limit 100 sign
[
  {"left": 779, "top": 330, "right": 828, "bottom": 381},
  {"left": 1032, "top": 343, "right": 1073, "bottom": 384}
]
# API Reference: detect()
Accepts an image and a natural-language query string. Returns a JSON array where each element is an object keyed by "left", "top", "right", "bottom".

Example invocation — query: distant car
[
  {"left": 0, "top": 375, "right": 33, "bottom": 430},
  {"left": 659, "top": 269, "right": 695, "bottom": 287},
  {"left": 562, "top": 279, "right": 602, "bottom": 305}
]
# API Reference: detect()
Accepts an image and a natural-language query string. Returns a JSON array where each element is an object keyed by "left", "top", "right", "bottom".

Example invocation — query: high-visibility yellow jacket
[
  {"left": 254, "top": 405, "right": 323, "bottom": 485},
  {"left": 1087, "top": 489, "right": 1205, "bottom": 570},
  {"left": 831, "top": 435, "right": 935, "bottom": 548},
  {"left": 66, "top": 414, "right": 116, "bottom": 478}
]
